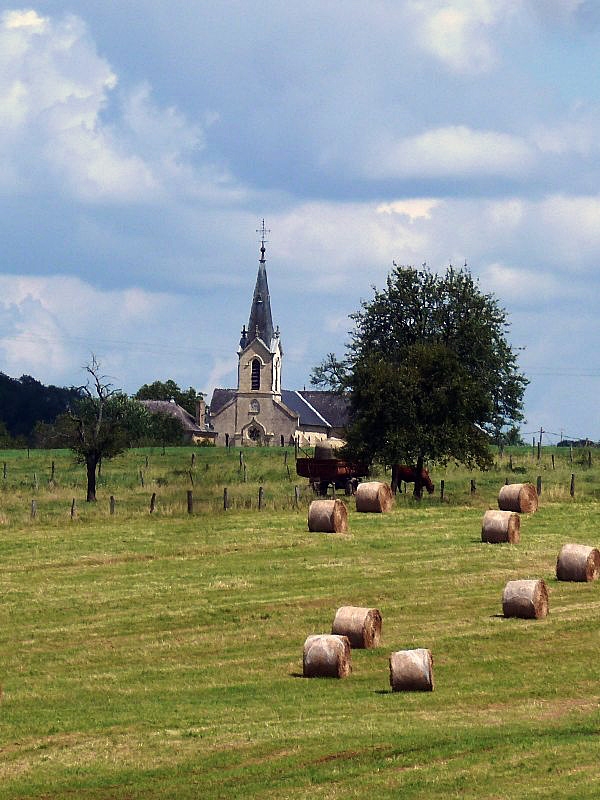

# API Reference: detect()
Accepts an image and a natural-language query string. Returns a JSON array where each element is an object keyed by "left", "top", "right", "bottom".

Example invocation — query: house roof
[{"left": 139, "top": 399, "right": 205, "bottom": 434}]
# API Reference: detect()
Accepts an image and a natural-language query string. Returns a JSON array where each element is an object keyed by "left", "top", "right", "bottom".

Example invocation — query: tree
[
  {"left": 312, "top": 265, "right": 528, "bottom": 496},
  {"left": 54, "top": 358, "right": 150, "bottom": 501},
  {"left": 134, "top": 380, "right": 202, "bottom": 417}
]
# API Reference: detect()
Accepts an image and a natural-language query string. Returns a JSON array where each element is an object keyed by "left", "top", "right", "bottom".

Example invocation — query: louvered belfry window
[{"left": 251, "top": 358, "right": 261, "bottom": 390}]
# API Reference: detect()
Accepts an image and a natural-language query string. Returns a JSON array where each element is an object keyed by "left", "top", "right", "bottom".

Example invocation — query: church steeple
[{"left": 240, "top": 220, "right": 275, "bottom": 349}]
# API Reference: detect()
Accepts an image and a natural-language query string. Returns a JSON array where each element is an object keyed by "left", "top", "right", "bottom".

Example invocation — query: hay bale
[
  {"left": 498, "top": 483, "right": 538, "bottom": 513},
  {"left": 302, "top": 634, "right": 352, "bottom": 678},
  {"left": 314, "top": 441, "right": 340, "bottom": 460},
  {"left": 355, "top": 481, "right": 394, "bottom": 513},
  {"left": 331, "top": 606, "right": 382, "bottom": 648},
  {"left": 389, "top": 648, "right": 434, "bottom": 692},
  {"left": 556, "top": 543, "right": 600, "bottom": 582},
  {"left": 481, "top": 509, "right": 521, "bottom": 544},
  {"left": 308, "top": 499, "right": 348, "bottom": 533},
  {"left": 502, "top": 579, "right": 548, "bottom": 619}
]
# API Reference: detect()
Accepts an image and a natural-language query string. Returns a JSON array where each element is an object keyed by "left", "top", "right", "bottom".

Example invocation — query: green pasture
[{"left": 0, "top": 446, "right": 599, "bottom": 798}]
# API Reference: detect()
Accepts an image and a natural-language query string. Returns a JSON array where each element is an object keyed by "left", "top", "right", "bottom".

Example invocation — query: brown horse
[{"left": 391, "top": 465, "right": 434, "bottom": 497}]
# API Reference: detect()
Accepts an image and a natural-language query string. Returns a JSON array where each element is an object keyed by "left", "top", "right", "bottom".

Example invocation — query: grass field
[{"left": 1, "top": 445, "right": 599, "bottom": 798}]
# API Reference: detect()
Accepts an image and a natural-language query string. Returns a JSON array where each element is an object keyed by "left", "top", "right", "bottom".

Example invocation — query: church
[{"left": 209, "top": 226, "right": 348, "bottom": 447}]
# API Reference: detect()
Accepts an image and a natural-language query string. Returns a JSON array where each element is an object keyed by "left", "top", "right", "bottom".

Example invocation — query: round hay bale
[
  {"left": 331, "top": 606, "right": 382, "bottom": 649},
  {"left": 302, "top": 634, "right": 352, "bottom": 678},
  {"left": 556, "top": 543, "right": 600, "bottom": 582},
  {"left": 308, "top": 499, "right": 348, "bottom": 533},
  {"left": 498, "top": 483, "right": 538, "bottom": 513},
  {"left": 355, "top": 481, "right": 394, "bottom": 513},
  {"left": 389, "top": 648, "right": 434, "bottom": 692},
  {"left": 314, "top": 441, "right": 341, "bottom": 460},
  {"left": 481, "top": 509, "right": 521, "bottom": 544},
  {"left": 502, "top": 579, "right": 548, "bottom": 619}
]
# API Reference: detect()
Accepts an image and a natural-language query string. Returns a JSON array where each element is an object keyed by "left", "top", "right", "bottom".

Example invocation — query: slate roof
[
  {"left": 209, "top": 388, "right": 236, "bottom": 416},
  {"left": 239, "top": 253, "right": 276, "bottom": 350},
  {"left": 139, "top": 399, "right": 205, "bottom": 434},
  {"left": 297, "top": 390, "right": 350, "bottom": 429},
  {"left": 209, "top": 388, "right": 349, "bottom": 431},
  {"left": 280, "top": 390, "right": 329, "bottom": 428}
]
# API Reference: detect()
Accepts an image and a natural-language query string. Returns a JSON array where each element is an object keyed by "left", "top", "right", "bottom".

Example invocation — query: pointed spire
[{"left": 241, "top": 220, "right": 275, "bottom": 349}]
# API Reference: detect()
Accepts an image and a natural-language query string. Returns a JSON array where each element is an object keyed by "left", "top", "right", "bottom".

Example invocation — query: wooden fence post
[
  {"left": 71, "top": 498, "right": 77, "bottom": 519},
  {"left": 139, "top": 469, "right": 144, "bottom": 487},
  {"left": 294, "top": 485, "right": 300, "bottom": 508},
  {"left": 470, "top": 479, "right": 476, "bottom": 494},
  {"left": 440, "top": 479, "right": 445, "bottom": 501},
  {"left": 3, "top": 462, "right": 6, "bottom": 479},
  {"left": 150, "top": 492, "right": 156, "bottom": 513},
  {"left": 223, "top": 487, "right": 228, "bottom": 510},
  {"left": 536, "top": 476, "right": 542, "bottom": 496},
  {"left": 30, "top": 500, "right": 37, "bottom": 519},
  {"left": 258, "top": 486, "right": 264, "bottom": 510},
  {"left": 551, "top": 454, "right": 555, "bottom": 470},
  {"left": 110, "top": 495, "right": 116, "bottom": 515},
  {"left": 187, "top": 490, "right": 193, "bottom": 514},
  {"left": 570, "top": 474, "right": 575, "bottom": 497}
]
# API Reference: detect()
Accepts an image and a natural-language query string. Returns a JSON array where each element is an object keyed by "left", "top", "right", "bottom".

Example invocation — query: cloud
[
  {"left": 481, "top": 262, "right": 566, "bottom": 304},
  {"left": 0, "top": 8, "right": 236, "bottom": 203},
  {"left": 408, "top": 0, "right": 522, "bottom": 73},
  {"left": 365, "top": 126, "right": 534, "bottom": 180}
]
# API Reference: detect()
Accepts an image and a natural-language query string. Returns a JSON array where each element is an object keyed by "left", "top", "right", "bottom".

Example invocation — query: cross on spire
[{"left": 256, "top": 219, "right": 270, "bottom": 263}]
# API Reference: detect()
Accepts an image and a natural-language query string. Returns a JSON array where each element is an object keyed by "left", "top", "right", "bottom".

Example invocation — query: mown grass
[{"left": 0, "top": 445, "right": 599, "bottom": 798}]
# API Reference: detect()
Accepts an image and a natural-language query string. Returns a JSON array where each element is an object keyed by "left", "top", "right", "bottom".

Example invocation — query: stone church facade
[{"left": 209, "top": 229, "right": 348, "bottom": 447}]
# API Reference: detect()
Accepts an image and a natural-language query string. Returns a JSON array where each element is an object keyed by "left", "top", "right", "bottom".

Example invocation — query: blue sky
[{"left": 1, "top": 2, "right": 600, "bottom": 442}]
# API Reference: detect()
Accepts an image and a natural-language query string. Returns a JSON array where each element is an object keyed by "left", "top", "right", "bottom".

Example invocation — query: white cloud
[
  {"left": 481, "top": 262, "right": 566, "bottom": 303},
  {"left": 408, "top": 0, "right": 522, "bottom": 73},
  {"left": 376, "top": 199, "right": 442, "bottom": 221},
  {"left": 0, "top": 9, "right": 234, "bottom": 203},
  {"left": 0, "top": 275, "right": 174, "bottom": 384},
  {"left": 366, "top": 126, "right": 534, "bottom": 179}
]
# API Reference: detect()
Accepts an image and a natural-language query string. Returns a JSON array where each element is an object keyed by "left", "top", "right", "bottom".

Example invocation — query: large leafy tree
[
  {"left": 312, "top": 265, "right": 528, "bottom": 494},
  {"left": 134, "top": 380, "right": 202, "bottom": 417},
  {"left": 53, "top": 358, "right": 150, "bottom": 501}
]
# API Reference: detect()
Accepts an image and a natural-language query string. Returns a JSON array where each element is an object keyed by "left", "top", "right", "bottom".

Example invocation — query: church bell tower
[{"left": 234, "top": 221, "right": 284, "bottom": 443}]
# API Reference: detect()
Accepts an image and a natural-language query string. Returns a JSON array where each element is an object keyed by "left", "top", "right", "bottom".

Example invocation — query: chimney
[{"left": 196, "top": 398, "right": 206, "bottom": 427}]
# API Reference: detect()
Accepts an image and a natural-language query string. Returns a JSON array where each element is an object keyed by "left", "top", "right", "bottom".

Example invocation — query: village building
[
  {"left": 139, "top": 398, "right": 217, "bottom": 445},
  {"left": 209, "top": 226, "right": 348, "bottom": 447}
]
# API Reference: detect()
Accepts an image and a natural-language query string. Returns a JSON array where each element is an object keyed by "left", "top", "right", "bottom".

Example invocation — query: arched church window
[{"left": 251, "top": 358, "right": 261, "bottom": 390}]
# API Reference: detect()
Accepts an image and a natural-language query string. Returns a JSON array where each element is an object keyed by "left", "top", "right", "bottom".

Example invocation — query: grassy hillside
[{"left": 0, "top": 445, "right": 599, "bottom": 798}]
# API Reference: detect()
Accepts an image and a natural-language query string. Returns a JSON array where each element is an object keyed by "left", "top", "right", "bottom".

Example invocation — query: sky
[{"left": 1, "top": 1, "right": 600, "bottom": 443}]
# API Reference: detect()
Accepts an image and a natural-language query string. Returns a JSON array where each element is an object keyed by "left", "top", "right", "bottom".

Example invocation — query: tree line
[{"left": 0, "top": 370, "right": 203, "bottom": 451}]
